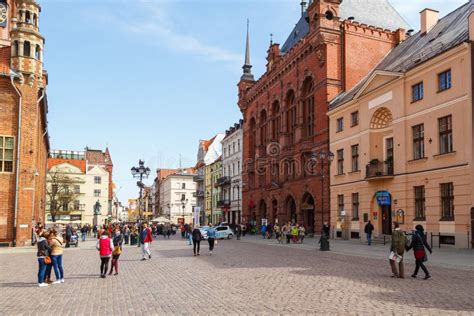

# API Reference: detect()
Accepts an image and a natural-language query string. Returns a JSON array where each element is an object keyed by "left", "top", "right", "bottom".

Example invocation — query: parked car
[{"left": 216, "top": 225, "right": 234, "bottom": 239}]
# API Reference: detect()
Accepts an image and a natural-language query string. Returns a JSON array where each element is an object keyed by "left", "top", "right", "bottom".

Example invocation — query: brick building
[
  {"left": 0, "top": 0, "right": 50, "bottom": 246},
  {"left": 237, "top": 0, "right": 408, "bottom": 233}
]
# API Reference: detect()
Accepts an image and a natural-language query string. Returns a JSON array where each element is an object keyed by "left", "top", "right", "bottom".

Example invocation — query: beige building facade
[{"left": 329, "top": 4, "right": 474, "bottom": 248}]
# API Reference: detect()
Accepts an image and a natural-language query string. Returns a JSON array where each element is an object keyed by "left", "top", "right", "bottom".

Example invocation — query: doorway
[{"left": 381, "top": 205, "right": 392, "bottom": 235}]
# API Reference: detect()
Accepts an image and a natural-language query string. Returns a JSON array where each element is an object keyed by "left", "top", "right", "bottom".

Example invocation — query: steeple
[{"left": 241, "top": 19, "right": 255, "bottom": 82}]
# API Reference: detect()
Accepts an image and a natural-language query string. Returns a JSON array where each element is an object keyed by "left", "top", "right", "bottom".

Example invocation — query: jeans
[
  {"left": 52, "top": 255, "right": 64, "bottom": 280},
  {"left": 142, "top": 242, "right": 151, "bottom": 258},
  {"left": 262, "top": 231, "right": 266, "bottom": 239},
  {"left": 188, "top": 234, "right": 192, "bottom": 245},
  {"left": 193, "top": 240, "right": 200, "bottom": 254},
  {"left": 81, "top": 233, "right": 86, "bottom": 241},
  {"left": 37, "top": 258, "right": 47, "bottom": 284},
  {"left": 366, "top": 233, "right": 372, "bottom": 245}
]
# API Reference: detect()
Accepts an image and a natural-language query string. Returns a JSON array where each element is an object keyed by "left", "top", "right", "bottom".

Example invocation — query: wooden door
[{"left": 382, "top": 205, "right": 392, "bottom": 235}]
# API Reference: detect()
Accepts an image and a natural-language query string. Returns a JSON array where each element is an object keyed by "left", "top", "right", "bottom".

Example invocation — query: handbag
[
  {"left": 112, "top": 246, "right": 122, "bottom": 255},
  {"left": 389, "top": 251, "right": 402, "bottom": 263},
  {"left": 44, "top": 256, "right": 52, "bottom": 264}
]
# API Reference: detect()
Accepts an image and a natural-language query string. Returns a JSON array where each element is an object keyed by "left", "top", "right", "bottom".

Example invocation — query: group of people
[{"left": 34, "top": 225, "right": 65, "bottom": 287}]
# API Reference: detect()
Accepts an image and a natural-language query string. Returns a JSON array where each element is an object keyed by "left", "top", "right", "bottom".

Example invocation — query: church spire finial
[{"left": 241, "top": 19, "right": 255, "bottom": 82}]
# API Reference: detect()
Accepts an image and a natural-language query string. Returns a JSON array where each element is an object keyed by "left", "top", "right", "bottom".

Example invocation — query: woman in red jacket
[{"left": 96, "top": 231, "right": 114, "bottom": 278}]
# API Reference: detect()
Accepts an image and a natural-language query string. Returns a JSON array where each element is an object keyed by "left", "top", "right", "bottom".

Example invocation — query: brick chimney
[{"left": 420, "top": 8, "right": 439, "bottom": 34}]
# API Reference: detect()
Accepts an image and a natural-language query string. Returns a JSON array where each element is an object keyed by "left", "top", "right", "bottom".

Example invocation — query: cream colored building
[
  {"left": 328, "top": 5, "right": 474, "bottom": 248},
  {"left": 160, "top": 172, "right": 197, "bottom": 225}
]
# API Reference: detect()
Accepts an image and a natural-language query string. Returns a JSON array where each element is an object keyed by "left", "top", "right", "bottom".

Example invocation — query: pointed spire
[{"left": 241, "top": 19, "right": 255, "bottom": 82}]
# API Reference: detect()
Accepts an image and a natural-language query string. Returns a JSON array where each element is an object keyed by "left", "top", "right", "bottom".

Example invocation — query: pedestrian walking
[
  {"left": 49, "top": 229, "right": 65, "bottom": 284},
  {"left": 298, "top": 225, "right": 306, "bottom": 244},
  {"left": 291, "top": 224, "right": 299, "bottom": 243},
  {"left": 124, "top": 226, "right": 130, "bottom": 245},
  {"left": 96, "top": 231, "right": 114, "bottom": 279},
  {"left": 140, "top": 223, "right": 153, "bottom": 261},
  {"left": 207, "top": 224, "right": 217, "bottom": 255},
  {"left": 65, "top": 224, "right": 72, "bottom": 248},
  {"left": 192, "top": 226, "right": 202, "bottom": 256},
  {"left": 93, "top": 225, "right": 98, "bottom": 238},
  {"left": 187, "top": 225, "right": 193, "bottom": 245},
  {"left": 389, "top": 222, "right": 406, "bottom": 278},
  {"left": 364, "top": 221, "right": 375, "bottom": 246},
  {"left": 235, "top": 224, "right": 242, "bottom": 240},
  {"left": 80, "top": 226, "right": 87, "bottom": 242},
  {"left": 261, "top": 224, "right": 267, "bottom": 239},
  {"left": 274, "top": 224, "right": 281, "bottom": 243},
  {"left": 407, "top": 224, "right": 432, "bottom": 280},
  {"left": 109, "top": 227, "right": 123, "bottom": 275},
  {"left": 36, "top": 231, "right": 51, "bottom": 287}
]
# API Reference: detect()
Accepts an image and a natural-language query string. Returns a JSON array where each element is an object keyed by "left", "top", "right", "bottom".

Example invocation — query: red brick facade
[
  {"left": 0, "top": 0, "right": 49, "bottom": 246},
  {"left": 238, "top": 0, "right": 406, "bottom": 234}
]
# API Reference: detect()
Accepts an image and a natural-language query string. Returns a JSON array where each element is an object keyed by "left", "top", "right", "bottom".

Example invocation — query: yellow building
[
  {"left": 211, "top": 157, "right": 223, "bottom": 224},
  {"left": 328, "top": 5, "right": 474, "bottom": 248}
]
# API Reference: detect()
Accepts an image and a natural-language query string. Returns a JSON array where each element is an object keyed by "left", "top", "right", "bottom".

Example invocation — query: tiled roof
[
  {"left": 281, "top": 0, "right": 410, "bottom": 53},
  {"left": 85, "top": 148, "right": 113, "bottom": 167},
  {"left": 330, "top": 1, "right": 473, "bottom": 109}
]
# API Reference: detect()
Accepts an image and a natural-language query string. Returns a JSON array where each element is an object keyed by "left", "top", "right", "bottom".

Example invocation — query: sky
[{"left": 40, "top": 0, "right": 468, "bottom": 203}]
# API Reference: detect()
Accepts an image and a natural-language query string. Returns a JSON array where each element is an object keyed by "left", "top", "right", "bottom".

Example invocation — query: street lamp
[
  {"left": 181, "top": 198, "right": 188, "bottom": 224},
  {"left": 131, "top": 159, "right": 151, "bottom": 246},
  {"left": 312, "top": 149, "right": 334, "bottom": 238}
]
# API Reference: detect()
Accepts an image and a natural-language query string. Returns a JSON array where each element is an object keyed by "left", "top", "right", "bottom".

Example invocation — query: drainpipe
[
  {"left": 10, "top": 72, "right": 22, "bottom": 247},
  {"left": 31, "top": 88, "right": 46, "bottom": 228}
]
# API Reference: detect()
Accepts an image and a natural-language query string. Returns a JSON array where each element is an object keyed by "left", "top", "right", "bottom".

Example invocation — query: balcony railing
[
  {"left": 217, "top": 200, "right": 231, "bottom": 208},
  {"left": 366, "top": 161, "right": 394, "bottom": 179},
  {"left": 216, "top": 176, "right": 231, "bottom": 186},
  {"left": 193, "top": 190, "right": 205, "bottom": 198},
  {"left": 193, "top": 175, "right": 204, "bottom": 182}
]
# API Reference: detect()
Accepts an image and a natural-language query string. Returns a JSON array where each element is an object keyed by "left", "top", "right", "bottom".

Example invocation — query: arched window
[
  {"left": 302, "top": 77, "right": 315, "bottom": 137},
  {"left": 260, "top": 109, "right": 268, "bottom": 154},
  {"left": 35, "top": 45, "right": 41, "bottom": 60},
  {"left": 286, "top": 90, "right": 296, "bottom": 145},
  {"left": 23, "top": 41, "right": 31, "bottom": 57},
  {"left": 33, "top": 14, "right": 38, "bottom": 26},
  {"left": 271, "top": 101, "right": 281, "bottom": 141},
  {"left": 370, "top": 107, "right": 393, "bottom": 129},
  {"left": 12, "top": 41, "right": 19, "bottom": 57},
  {"left": 25, "top": 11, "right": 31, "bottom": 24},
  {"left": 249, "top": 117, "right": 256, "bottom": 158}
]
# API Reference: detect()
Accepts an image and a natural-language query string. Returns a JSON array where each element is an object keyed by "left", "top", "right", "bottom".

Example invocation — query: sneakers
[
  {"left": 60, "top": 279, "right": 65, "bottom": 283},
  {"left": 52, "top": 280, "right": 61, "bottom": 285},
  {"left": 38, "top": 283, "right": 48, "bottom": 287},
  {"left": 141, "top": 258, "right": 146, "bottom": 261}
]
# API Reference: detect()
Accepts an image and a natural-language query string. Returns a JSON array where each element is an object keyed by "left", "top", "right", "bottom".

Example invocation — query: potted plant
[{"left": 369, "top": 159, "right": 380, "bottom": 165}]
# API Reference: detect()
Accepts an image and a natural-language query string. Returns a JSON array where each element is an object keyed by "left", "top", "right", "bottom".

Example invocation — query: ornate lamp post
[
  {"left": 131, "top": 160, "right": 151, "bottom": 246},
  {"left": 181, "top": 198, "right": 188, "bottom": 224},
  {"left": 313, "top": 149, "right": 334, "bottom": 249}
]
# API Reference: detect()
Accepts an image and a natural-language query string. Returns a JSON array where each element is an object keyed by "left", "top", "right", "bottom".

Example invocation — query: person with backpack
[
  {"left": 192, "top": 226, "right": 202, "bottom": 256},
  {"left": 389, "top": 222, "right": 406, "bottom": 278},
  {"left": 36, "top": 231, "right": 52, "bottom": 287},
  {"left": 364, "top": 221, "right": 375, "bottom": 246},
  {"left": 96, "top": 231, "right": 114, "bottom": 278},
  {"left": 49, "top": 229, "right": 65, "bottom": 284},
  {"left": 407, "top": 224, "right": 432, "bottom": 280},
  {"left": 140, "top": 223, "right": 153, "bottom": 261}
]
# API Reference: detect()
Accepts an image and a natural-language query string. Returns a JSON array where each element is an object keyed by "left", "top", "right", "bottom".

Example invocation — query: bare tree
[{"left": 46, "top": 170, "right": 81, "bottom": 222}]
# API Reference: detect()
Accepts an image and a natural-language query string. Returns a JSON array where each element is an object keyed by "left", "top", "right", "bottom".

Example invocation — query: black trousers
[
  {"left": 208, "top": 238, "right": 215, "bottom": 251},
  {"left": 193, "top": 240, "right": 200, "bottom": 254},
  {"left": 414, "top": 259, "right": 430, "bottom": 276},
  {"left": 100, "top": 257, "right": 110, "bottom": 275}
]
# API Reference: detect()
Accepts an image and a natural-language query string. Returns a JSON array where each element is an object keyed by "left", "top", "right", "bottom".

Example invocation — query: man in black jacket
[{"left": 364, "top": 221, "right": 375, "bottom": 246}]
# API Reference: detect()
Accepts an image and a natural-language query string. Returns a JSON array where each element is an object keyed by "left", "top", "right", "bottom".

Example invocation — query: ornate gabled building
[
  {"left": 0, "top": 0, "right": 50, "bottom": 246},
  {"left": 237, "top": 0, "right": 409, "bottom": 234}
]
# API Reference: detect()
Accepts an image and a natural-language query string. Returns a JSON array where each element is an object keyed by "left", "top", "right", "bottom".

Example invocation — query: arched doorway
[
  {"left": 285, "top": 196, "right": 297, "bottom": 224},
  {"left": 259, "top": 200, "right": 267, "bottom": 226},
  {"left": 301, "top": 193, "right": 315, "bottom": 234},
  {"left": 271, "top": 199, "right": 278, "bottom": 224}
]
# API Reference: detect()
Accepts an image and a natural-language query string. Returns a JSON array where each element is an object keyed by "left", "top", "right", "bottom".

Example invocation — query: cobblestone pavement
[{"left": 1, "top": 236, "right": 474, "bottom": 315}]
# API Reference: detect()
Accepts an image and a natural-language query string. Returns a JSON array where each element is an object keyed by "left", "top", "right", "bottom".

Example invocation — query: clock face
[{"left": 0, "top": 3, "right": 7, "bottom": 25}]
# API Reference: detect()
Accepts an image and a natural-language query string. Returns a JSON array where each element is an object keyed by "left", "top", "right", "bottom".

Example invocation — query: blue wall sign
[{"left": 376, "top": 191, "right": 391, "bottom": 206}]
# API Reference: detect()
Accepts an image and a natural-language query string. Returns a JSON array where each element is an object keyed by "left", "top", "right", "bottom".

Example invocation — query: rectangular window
[
  {"left": 414, "top": 186, "right": 426, "bottom": 220},
  {"left": 352, "top": 193, "right": 359, "bottom": 220},
  {"left": 94, "top": 176, "right": 101, "bottom": 184},
  {"left": 338, "top": 195, "right": 344, "bottom": 216},
  {"left": 181, "top": 194, "right": 186, "bottom": 201},
  {"left": 439, "top": 115, "right": 453, "bottom": 154},
  {"left": 288, "top": 107, "right": 297, "bottom": 145},
  {"left": 337, "top": 149, "right": 344, "bottom": 175},
  {"left": 74, "top": 200, "right": 80, "bottom": 210},
  {"left": 237, "top": 161, "right": 240, "bottom": 174},
  {"left": 412, "top": 124, "right": 425, "bottom": 160},
  {"left": 337, "top": 117, "right": 344, "bottom": 132},
  {"left": 412, "top": 82, "right": 424, "bottom": 102},
  {"left": 74, "top": 185, "right": 80, "bottom": 194},
  {"left": 0, "top": 136, "right": 14, "bottom": 173},
  {"left": 62, "top": 201, "right": 69, "bottom": 211},
  {"left": 440, "top": 183, "right": 454, "bottom": 220},
  {"left": 351, "top": 145, "right": 359, "bottom": 172},
  {"left": 94, "top": 189, "right": 101, "bottom": 197},
  {"left": 351, "top": 111, "right": 359, "bottom": 127},
  {"left": 238, "top": 140, "right": 241, "bottom": 152},
  {"left": 438, "top": 69, "right": 452, "bottom": 91},
  {"left": 182, "top": 183, "right": 186, "bottom": 189},
  {"left": 305, "top": 97, "right": 315, "bottom": 137}
]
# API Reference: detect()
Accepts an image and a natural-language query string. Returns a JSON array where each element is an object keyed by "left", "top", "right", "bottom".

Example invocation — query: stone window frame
[
  {"left": 0, "top": 135, "right": 15, "bottom": 173},
  {"left": 412, "top": 124, "right": 425, "bottom": 160},
  {"left": 438, "top": 115, "right": 453, "bottom": 155}
]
